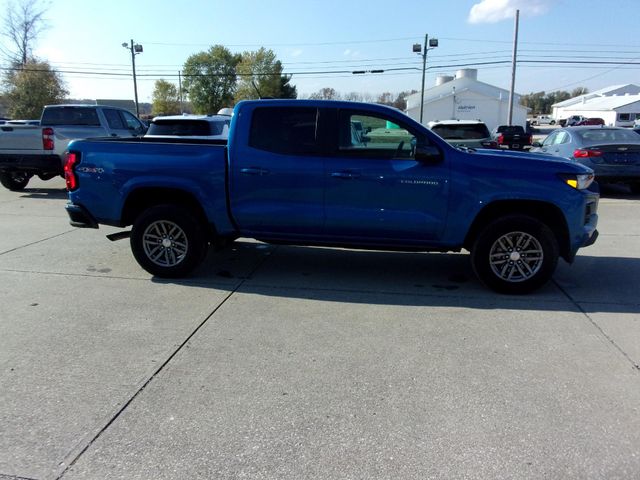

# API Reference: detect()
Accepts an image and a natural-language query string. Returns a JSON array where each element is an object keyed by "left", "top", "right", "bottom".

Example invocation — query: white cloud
[
  {"left": 290, "top": 48, "right": 303, "bottom": 57},
  {"left": 343, "top": 49, "right": 361, "bottom": 58},
  {"left": 468, "top": 0, "right": 552, "bottom": 24}
]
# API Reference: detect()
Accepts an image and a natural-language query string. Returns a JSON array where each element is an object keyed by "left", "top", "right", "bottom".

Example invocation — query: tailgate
[{"left": 0, "top": 125, "right": 44, "bottom": 153}]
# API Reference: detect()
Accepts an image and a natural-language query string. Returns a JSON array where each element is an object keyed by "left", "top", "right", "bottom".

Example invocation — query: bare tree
[{"left": 3, "top": 0, "right": 48, "bottom": 66}]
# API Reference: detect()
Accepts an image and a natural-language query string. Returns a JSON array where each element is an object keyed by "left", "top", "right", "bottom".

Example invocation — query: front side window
[
  {"left": 338, "top": 111, "right": 417, "bottom": 159},
  {"left": 249, "top": 107, "right": 320, "bottom": 155},
  {"left": 542, "top": 132, "right": 557, "bottom": 146},
  {"left": 121, "top": 111, "right": 143, "bottom": 130}
]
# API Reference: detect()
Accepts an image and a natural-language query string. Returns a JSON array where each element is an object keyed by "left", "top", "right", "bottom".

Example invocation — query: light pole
[
  {"left": 413, "top": 35, "right": 438, "bottom": 124},
  {"left": 122, "top": 39, "right": 143, "bottom": 116}
]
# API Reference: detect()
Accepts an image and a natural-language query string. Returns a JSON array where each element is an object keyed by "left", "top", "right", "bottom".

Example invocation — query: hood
[{"left": 462, "top": 147, "right": 593, "bottom": 175}]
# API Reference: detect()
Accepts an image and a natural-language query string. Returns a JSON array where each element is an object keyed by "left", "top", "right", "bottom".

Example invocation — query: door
[
  {"left": 228, "top": 106, "right": 326, "bottom": 237},
  {"left": 323, "top": 109, "right": 450, "bottom": 244},
  {"left": 102, "top": 109, "right": 144, "bottom": 137}
]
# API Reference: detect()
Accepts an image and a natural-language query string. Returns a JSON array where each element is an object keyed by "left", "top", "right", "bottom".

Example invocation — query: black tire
[
  {"left": 470, "top": 215, "right": 559, "bottom": 294},
  {"left": 130, "top": 204, "right": 208, "bottom": 278},
  {"left": 0, "top": 171, "right": 31, "bottom": 191},
  {"left": 550, "top": 120, "right": 556, "bottom": 125}
]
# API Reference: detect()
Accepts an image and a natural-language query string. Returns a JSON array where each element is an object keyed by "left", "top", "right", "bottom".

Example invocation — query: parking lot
[{"left": 1, "top": 177, "right": 639, "bottom": 480}]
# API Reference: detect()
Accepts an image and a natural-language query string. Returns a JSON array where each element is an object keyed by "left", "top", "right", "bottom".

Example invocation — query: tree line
[{"left": 520, "top": 87, "right": 589, "bottom": 115}]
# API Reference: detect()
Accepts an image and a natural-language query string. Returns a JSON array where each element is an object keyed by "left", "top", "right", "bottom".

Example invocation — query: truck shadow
[
  {"left": 152, "top": 241, "right": 640, "bottom": 315},
  {"left": 19, "top": 187, "right": 68, "bottom": 200}
]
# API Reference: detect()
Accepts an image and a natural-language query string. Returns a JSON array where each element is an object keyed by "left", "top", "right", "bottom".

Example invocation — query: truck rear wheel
[
  {"left": 470, "top": 215, "right": 559, "bottom": 294},
  {"left": 131, "top": 204, "right": 207, "bottom": 278},
  {"left": 0, "top": 171, "right": 31, "bottom": 191}
]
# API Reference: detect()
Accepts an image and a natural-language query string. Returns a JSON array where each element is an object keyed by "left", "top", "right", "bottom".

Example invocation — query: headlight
[{"left": 559, "top": 173, "right": 594, "bottom": 190}]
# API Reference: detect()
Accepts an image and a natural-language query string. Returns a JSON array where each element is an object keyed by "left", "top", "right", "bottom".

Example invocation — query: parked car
[
  {"left": 531, "top": 115, "right": 555, "bottom": 126},
  {"left": 144, "top": 114, "right": 231, "bottom": 140},
  {"left": 575, "top": 118, "right": 605, "bottom": 126},
  {"left": 64, "top": 100, "right": 599, "bottom": 294},
  {"left": 560, "top": 115, "right": 588, "bottom": 127},
  {"left": 491, "top": 125, "right": 533, "bottom": 150},
  {"left": 426, "top": 120, "right": 496, "bottom": 149},
  {"left": 0, "top": 104, "right": 146, "bottom": 191},
  {"left": 530, "top": 126, "right": 640, "bottom": 193}
]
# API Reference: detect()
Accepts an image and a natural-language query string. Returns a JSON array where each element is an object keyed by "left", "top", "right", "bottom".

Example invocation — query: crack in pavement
[
  {"left": 53, "top": 246, "right": 277, "bottom": 479},
  {"left": 553, "top": 279, "right": 640, "bottom": 372},
  {"left": 0, "top": 230, "right": 77, "bottom": 257}
]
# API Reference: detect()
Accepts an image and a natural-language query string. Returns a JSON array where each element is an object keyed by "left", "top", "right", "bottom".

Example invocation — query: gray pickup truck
[{"left": 0, "top": 104, "right": 146, "bottom": 191}]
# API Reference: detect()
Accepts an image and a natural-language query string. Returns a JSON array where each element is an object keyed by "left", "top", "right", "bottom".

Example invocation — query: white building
[
  {"left": 551, "top": 84, "right": 640, "bottom": 124},
  {"left": 556, "top": 94, "right": 640, "bottom": 127},
  {"left": 405, "top": 69, "right": 528, "bottom": 131}
]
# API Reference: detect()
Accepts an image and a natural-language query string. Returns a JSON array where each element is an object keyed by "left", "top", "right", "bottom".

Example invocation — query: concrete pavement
[{"left": 1, "top": 178, "right": 639, "bottom": 480}]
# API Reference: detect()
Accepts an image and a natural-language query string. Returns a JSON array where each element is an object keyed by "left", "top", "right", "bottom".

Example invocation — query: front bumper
[{"left": 65, "top": 203, "right": 99, "bottom": 229}]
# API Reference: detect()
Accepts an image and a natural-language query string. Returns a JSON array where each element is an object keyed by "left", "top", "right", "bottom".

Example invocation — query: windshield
[{"left": 431, "top": 124, "right": 490, "bottom": 140}]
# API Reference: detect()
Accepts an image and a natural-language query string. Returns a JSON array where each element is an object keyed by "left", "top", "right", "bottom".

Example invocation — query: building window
[{"left": 618, "top": 113, "right": 631, "bottom": 121}]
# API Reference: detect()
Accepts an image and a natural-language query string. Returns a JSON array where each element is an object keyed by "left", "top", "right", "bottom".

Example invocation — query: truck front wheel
[
  {"left": 0, "top": 171, "right": 31, "bottom": 191},
  {"left": 131, "top": 204, "right": 207, "bottom": 278},
  {"left": 471, "top": 215, "right": 559, "bottom": 294}
]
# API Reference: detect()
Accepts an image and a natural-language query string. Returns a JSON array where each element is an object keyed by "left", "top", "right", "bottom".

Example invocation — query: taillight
[
  {"left": 64, "top": 151, "right": 80, "bottom": 191},
  {"left": 573, "top": 149, "right": 603, "bottom": 158},
  {"left": 42, "top": 127, "right": 54, "bottom": 150},
  {"left": 528, "top": 135, "right": 533, "bottom": 144},
  {"left": 497, "top": 134, "right": 504, "bottom": 144}
]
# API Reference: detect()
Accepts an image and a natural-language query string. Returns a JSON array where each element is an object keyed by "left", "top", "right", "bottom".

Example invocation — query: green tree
[
  {"left": 151, "top": 79, "right": 181, "bottom": 115},
  {"left": 4, "top": 60, "right": 67, "bottom": 118},
  {"left": 182, "top": 45, "right": 240, "bottom": 114},
  {"left": 235, "top": 48, "right": 296, "bottom": 101}
]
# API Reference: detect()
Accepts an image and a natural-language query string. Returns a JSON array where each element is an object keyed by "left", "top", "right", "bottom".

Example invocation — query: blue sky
[{"left": 2, "top": 0, "right": 639, "bottom": 103}]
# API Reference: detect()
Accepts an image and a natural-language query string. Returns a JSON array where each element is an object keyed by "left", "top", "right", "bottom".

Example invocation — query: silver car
[{"left": 531, "top": 126, "right": 640, "bottom": 193}]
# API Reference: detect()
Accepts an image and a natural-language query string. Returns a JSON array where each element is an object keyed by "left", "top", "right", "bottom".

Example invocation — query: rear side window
[
  {"left": 249, "top": 107, "right": 320, "bottom": 155},
  {"left": 41, "top": 107, "right": 101, "bottom": 126},
  {"left": 103, "top": 109, "right": 125, "bottom": 129},
  {"left": 148, "top": 120, "right": 212, "bottom": 136},
  {"left": 431, "top": 124, "right": 490, "bottom": 139}
]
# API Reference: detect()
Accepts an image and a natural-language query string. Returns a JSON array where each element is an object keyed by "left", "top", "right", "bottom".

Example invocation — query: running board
[{"left": 106, "top": 230, "right": 131, "bottom": 242}]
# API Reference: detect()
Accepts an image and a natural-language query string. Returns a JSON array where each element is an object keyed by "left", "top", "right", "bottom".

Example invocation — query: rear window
[
  {"left": 431, "top": 123, "right": 490, "bottom": 140},
  {"left": 147, "top": 119, "right": 228, "bottom": 137},
  {"left": 41, "top": 107, "right": 101, "bottom": 126},
  {"left": 576, "top": 129, "right": 640, "bottom": 144},
  {"left": 249, "top": 107, "right": 320, "bottom": 155},
  {"left": 497, "top": 126, "right": 525, "bottom": 134}
]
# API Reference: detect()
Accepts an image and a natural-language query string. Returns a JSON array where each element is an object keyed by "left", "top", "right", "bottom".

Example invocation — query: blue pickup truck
[{"left": 64, "top": 100, "right": 599, "bottom": 293}]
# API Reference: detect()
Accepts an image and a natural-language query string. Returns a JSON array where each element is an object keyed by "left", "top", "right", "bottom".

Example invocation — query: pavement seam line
[
  {"left": 55, "top": 245, "right": 277, "bottom": 479},
  {"left": 0, "top": 474, "right": 41, "bottom": 480},
  {"left": 0, "top": 229, "right": 77, "bottom": 257},
  {"left": 553, "top": 279, "right": 640, "bottom": 372}
]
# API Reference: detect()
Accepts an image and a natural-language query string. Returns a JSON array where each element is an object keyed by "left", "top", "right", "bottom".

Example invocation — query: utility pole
[
  {"left": 413, "top": 34, "right": 438, "bottom": 124},
  {"left": 507, "top": 10, "right": 520, "bottom": 125},
  {"left": 178, "top": 71, "right": 183, "bottom": 113},
  {"left": 122, "top": 39, "right": 143, "bottom": 117}
]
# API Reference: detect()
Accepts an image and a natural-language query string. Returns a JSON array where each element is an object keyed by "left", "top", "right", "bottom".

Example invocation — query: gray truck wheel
[
  {"left": 0, "top": 171, "right": 31, "bottom": 191},
  {"left": 130, "top": 204, "right": 207, "bottom": 278},
  {"left": 471, "top": 215, "right": 559, "bottom": 294}
]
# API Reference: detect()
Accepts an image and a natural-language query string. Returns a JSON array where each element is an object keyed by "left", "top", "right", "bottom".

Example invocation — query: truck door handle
[
  {"left": 240, "top": 167, "right": 270, "bottom": 176},
  {"left": 111, "top": 133, "right": 118, "bottom": 137},
  {"left": 330, "top": 171, "right": 360, "bottom": 179}
]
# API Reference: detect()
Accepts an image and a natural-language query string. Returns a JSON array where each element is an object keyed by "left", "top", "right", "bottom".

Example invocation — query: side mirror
[
  {"left": 415, "top": 145, "right": 443, "bottom": 164},
  {"left": 532, "top": 141, "right": 542, "bottom": 148}
]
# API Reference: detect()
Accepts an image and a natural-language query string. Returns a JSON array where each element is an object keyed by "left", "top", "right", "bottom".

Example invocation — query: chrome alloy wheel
[
  {"left": 489, "top": 231, "right": 544, "bottom": 283},
  {"left": 142, "top": 220, "right": 189, "bottom": 267}
]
